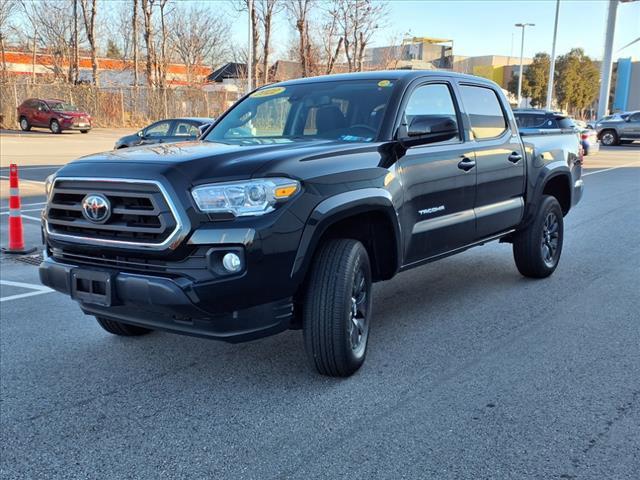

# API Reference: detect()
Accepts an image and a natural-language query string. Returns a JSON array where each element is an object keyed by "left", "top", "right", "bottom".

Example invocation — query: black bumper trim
[{"left": 39, "top": 257, "right": 294, "bottom": 343}]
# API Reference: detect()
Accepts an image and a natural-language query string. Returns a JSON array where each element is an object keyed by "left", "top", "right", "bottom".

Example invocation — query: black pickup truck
[{"left": 40, "top": 71, "right": 583, "bottom": 376}]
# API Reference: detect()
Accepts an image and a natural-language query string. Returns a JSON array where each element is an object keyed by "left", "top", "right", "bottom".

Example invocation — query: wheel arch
[{"left": 291, "top": 188, "right": 402, "bottom": 285}]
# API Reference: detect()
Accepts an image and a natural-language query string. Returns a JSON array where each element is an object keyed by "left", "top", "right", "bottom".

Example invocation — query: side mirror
[{"left": 401, "top": 115, "right": 458, "bottom": 146}]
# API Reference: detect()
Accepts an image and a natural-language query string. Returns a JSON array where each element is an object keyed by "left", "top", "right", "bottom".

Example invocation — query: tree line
[
  {"left": 0, "top": 0, "right": 388, "bottom": 88},
  {"left": 508, "top": 49, "right": 600, "bottom": 117}
]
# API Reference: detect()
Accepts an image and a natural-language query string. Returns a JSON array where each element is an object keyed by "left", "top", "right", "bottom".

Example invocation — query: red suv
[{"left": 17, "top": 98, "right": 92, "bottom": 134}]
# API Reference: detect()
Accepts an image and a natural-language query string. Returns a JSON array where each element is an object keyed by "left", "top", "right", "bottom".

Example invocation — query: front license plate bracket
[{"left": 71, "top": 269, "right": 115, "bottom": 306}]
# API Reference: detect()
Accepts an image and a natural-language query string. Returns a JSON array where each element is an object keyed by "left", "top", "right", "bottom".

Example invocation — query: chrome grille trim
[{"left": 44, "top": 177, "right": 189, "bottom": 251}]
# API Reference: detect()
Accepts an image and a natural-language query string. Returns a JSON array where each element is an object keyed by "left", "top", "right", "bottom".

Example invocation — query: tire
[
  {"left": 50, "top": 119, "right": 61, "bottom": 134},
  {"left": 80, "top": 130, "right": 89, "bottom": 134},
  {"left": 513, "top": 195, "right": 564, "bottom": 278},
  {"left": 303, "top": 239, "right": 373, "bottom": 377},
  {"left": 599, "top": 129, "right": 618, "bottom": 146},
  {"left": 19, "top": 116, "right": 31, "bottom": 131},
  {"left": 95, "top": 317, "right": 153, "bottom": 336}
]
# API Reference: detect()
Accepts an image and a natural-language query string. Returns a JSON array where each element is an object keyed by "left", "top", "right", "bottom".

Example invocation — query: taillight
[{"left": 581, "top": 133, "right": 588, "bottom": 140}]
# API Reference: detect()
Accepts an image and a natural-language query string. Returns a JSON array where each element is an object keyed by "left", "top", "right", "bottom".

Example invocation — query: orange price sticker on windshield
[{"left": 250, "top": 87, "right": 286, "bottom": 98}]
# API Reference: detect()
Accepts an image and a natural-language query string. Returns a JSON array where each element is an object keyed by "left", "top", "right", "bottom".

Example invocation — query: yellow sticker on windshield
[
  {"left": 250, "top": 86, "right": 286, "bottom": 98},
  {"left": 378, "top": 80, "right": 392, "bottom": 87}
]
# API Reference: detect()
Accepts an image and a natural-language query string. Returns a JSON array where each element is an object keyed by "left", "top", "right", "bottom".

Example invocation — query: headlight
[
  {"left": 44, "top": 174, "right": 55, "bottom": 197},
  {"left": 191, "top": 178, "right": 300, "bottom": 217}
]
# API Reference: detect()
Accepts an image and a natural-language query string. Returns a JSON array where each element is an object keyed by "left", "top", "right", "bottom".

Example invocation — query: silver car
[{"left": 596, "top": 111, "right": 640, "bottom": 146}]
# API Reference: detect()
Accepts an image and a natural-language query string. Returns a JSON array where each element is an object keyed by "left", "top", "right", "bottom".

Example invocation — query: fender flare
[
  {"left": 290, "top": 188, "right": 402, "bottom": 281},
  {"left": 522, "top": 161, "right": 572, "bottom": 226}
]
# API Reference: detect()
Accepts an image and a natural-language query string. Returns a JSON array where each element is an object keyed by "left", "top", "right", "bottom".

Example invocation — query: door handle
[
  {"left": 508, "top": 152, "right": 523, "bottom": 163},
  {"left": 458, "top": 157, "right": 476, "bottom": 171}
]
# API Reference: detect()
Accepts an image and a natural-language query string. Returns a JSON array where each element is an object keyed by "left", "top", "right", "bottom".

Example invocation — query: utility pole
[
  {"left": 247, "top": 0, "right": 254, "bottom": 94},
  {"left": 545, "top": 0, "right": 560, "bottom": 110},
  {"left": 515, "top": 23, "right": 534, "bottom": 107},
  {"left": 597, "top": 0, "right": 619, "bottom": 119}
]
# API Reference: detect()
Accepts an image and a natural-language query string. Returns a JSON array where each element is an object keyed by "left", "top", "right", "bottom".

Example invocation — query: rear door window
[
  {"left": 459, "top": 85, "right": 507, "bottom": 139},
  {"left": 173, "top": 121, "right": 200, "bottom": 137}
]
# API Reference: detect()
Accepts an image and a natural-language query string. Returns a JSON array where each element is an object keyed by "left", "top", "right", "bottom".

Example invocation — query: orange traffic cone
[{"left": 2, "top": 164, "right": 36, "bottom": 254}]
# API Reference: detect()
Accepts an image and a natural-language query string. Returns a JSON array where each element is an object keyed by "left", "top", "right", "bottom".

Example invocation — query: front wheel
[
  {"left": 513, "top": 195, "right": 564, "bottom": 278},
  {"left": 50, "top": 119, "right": 61, "bottom": 134},
  {"left": 80, "top": 130, "right": 89, "bottom": 134},
  {"left": 19, "top": 117, "right": 31, "bottom": 131},
  {"left": 303, "top": 239, "right": 372, "bottom": 377},
  {"left": 96, "top": 317, "right": 153, "bottom": 336},
  {"left": 599, "top": 130, "right": 618, "bottom": 146}
]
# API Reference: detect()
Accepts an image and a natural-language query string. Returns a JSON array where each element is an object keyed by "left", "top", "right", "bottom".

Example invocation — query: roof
[
  {"left": 274, "top": 69, "right": 496, "bottom": 87},
  {"left": 207, "top": 63, "right": 245, "bottom": 83},
  {"left": 175, "top": 117, "right": 215, "bottom": 123}
]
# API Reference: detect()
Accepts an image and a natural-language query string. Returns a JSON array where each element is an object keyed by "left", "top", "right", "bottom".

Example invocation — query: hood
[{"left": 62, "top": 139, "right": 384, "bottom": 185}]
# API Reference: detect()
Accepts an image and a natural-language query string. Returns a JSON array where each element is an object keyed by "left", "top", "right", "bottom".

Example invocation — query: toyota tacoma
[{"left": 40, "top": 71, "right": 583, "bottom": 376}]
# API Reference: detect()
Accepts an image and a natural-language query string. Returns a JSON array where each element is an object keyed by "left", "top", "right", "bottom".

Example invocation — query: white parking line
[
  {"left": 583, "top": 161, "right": 640, "bottom": 176},
  {"left": 0, "top": 175, "right": 45, "bottom": 185},
  {"left": 0, "top": 280, "right": 53, "bottom": 303},
  {"left": 0, "top": 208, "right": 44, "bottom": 215}
]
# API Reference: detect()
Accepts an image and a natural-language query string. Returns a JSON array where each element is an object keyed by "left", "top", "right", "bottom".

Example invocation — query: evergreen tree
[
  {"left": 106, "top": 39, "right": 122, "bottom": 59},
  {"left": 555, "top": 48, "right": 599, "bottom": 116}
]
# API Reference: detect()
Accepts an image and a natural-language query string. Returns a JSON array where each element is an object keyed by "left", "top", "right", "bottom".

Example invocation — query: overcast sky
[{"left": 219, "top": 0, "right": 640, "bottom": 61}]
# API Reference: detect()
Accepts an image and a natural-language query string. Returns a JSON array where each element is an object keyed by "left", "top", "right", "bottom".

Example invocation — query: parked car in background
[
  {"left": 513, "top": 109, "right": 599, "bottom": 156},
  {"left": 573, "top": 119, "right": 600, "bottom": 156},
  {"left": 17, "top": 98, "right": 92, "bottom": 134},
  {"left": 595, "top": 111, "right": 640, "bottom": 146},
  {"left": 114, "top": 117, "right": 215, "bottom": 149}
]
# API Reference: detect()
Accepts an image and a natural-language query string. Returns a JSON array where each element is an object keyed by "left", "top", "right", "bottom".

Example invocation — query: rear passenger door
[
  {"left": 167, "top": 120, "right": 201, "bottom": 143},
  {"left": 458, "top": 83, "right": 525, "bottom": 239},
  {"left": 620, "top": 112, "right": 640, "bottom": 138},
  {"left": 396, "top": 80, "right": 477, "bottom": 264}
]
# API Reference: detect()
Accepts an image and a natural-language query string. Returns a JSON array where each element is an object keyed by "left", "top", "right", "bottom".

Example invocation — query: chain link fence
[{"left": 0, "top": 83, "right": 237, "bottom": 129}]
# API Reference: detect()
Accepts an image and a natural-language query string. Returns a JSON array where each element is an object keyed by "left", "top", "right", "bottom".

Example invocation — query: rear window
[
  {"left": 459, "top": 85, "right": 507, "bottom": 139},
  {"left": 555, "top": 117, "right": 575, "bottom": 129},
  {"left": 515, "top": 114, "right": 554, "bottom": 129}
]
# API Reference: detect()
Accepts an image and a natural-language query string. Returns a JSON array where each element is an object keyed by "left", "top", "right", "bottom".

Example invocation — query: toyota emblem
[{"left": 81, "top": 193, "right": 111, "bottom": 223}]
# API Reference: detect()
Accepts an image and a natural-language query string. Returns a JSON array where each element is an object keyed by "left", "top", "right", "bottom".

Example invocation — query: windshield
[
  {"left": 204, "top": 79, "right": 396, "bottom": 145},
  {"left": 49, "top": 102, "right": 79, "bottom": 112}
]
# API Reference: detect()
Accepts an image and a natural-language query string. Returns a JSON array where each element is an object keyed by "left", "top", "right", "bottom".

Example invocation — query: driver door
[{"left": 396, "top": 80, "right": 477, "bottom": 264}]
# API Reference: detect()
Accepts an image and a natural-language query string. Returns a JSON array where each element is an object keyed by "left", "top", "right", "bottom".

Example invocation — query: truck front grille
[{"left": 45, "top": 179, "right": 183, "bottom": 249}]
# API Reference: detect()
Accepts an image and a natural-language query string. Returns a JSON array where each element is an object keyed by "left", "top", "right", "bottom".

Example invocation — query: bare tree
[
  {"left": 0, "top": 0, "right": 18, "bottom": 83},
  {"left": 72, "top": 0, "right": 79, "bottom": 83},
  {"left": 236, "top": 0, "right": 260, "bottom": 89},
  {"left": 286, "top": 0, "right": 313, "bottom": 78},
  {"left": 170, "top": 4, "right": 230, "bottom": 85},
  {"left": 80, "top": 0, "right": 98, "bottom": 85},
  {"left": 255, "top": 0, "right": 280, "bottom": 84},
  {"left": 141, "top": 0, "right": 156, "bottom": 86},
  {"left": 132, "top": 0, "right": 139, "bottom": 86},
  {"left": 318, "top": 7, "right": 343, "bottom": 75},
  {"left": 19, "top": 0, "right": 76, "bottom": 83},
  {"left": 155, "top": 0, "right": 169, "bottom": 88},
  {"left": 330, "top": 0, "right": 386, "bottom": 72}
]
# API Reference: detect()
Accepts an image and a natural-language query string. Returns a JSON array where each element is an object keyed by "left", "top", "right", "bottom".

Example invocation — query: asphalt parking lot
[{"left": 1, "top": 132, "right": 639, "bottom": 479}]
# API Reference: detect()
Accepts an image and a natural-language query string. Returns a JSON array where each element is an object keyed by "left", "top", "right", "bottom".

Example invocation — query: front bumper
[{"left": 39, "top": 255, "right": 294, "bottom": 343}]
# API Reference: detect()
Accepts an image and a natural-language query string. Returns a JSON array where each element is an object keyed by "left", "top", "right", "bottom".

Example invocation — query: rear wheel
[
  {"left": 80, "top": 130, "right": 89, "bottom": 134},
  {"left": 19, "top": 117, "right": 31, "bottom": 131},
  {"left": 303, "top": 239, "right": 372, "bottom": 377},
  {"left": 599, "top": 130, "right": 618, "bottom": 146},
  {"left": 513, "top": 195, "right": 564, "bottom": 278},
  {"left": 50, "top": 119, "right": 61, "bottom": 134},
  {"left": 96, "top": 317, "right": 153, "bottom": 336}
]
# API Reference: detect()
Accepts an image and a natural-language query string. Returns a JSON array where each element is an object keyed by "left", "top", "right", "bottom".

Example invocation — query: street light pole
[
  {"left": 545, "top": 0, "right": 561, "bottom": 110},
  {"left": 597, "top": 0, "right": 619, "bottom": 119},
  {"left": 515, "top": 23, "right": 535, "bottom": 107}
]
